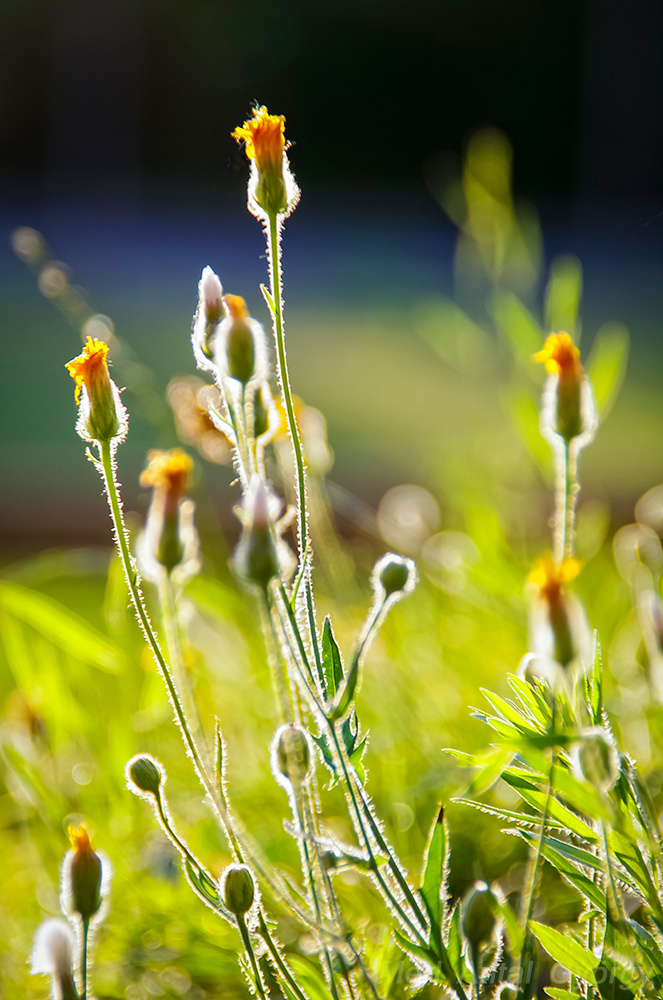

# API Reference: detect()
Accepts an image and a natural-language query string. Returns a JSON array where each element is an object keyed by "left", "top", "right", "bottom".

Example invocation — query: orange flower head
[
  {"left": 223, "top": 294, "right": 250, "bottom": 321},
  {"left": 232, "top": 106, "right": 286, "bottom": 171},
  {"left": 68, "top": 823, "right": 94, "bottom": 855},
  {"left": 533, "top": 332, "right": 582, "bottom": 377},
  {"left": 529, "top": 553, "right": 581, "bottom": 603},
  {"left": 65, "top": 337, "right": 126, "bottom": 445},
  {"left": 66, "top": 337, "right": 110, "bottom": 404},
  {"left": 232, "top": 105, "right": 298, "bottom": 218},
  {"left": 140, "top": 448, "right": 193, "bottom": 500}
]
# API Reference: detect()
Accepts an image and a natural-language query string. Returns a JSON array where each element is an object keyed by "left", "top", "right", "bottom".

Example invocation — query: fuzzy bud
[
  {"left": 66, "top": 826, "right": 102, "bottom": 924},
  {"left": 222, "top": 864, "right": 255, "bottom": 917},
  {"left": 127, "top": 754, "right": 163, "bottom": 797},
  {"left": 234, "top": 478, "right": 280, "bottom": 592},
  {"left": 572, "top": 727, "right": 620, "bottom": 794},
  {"left": 65, "top": 338, "right": 127, "bottom": 447},
  {"left": 462, "top": 881, "right": 497, "bottom": 950},
  {"left": 223, "top": 295, "right": 256, "bottom": 385},
  {"left": 534, "top": 332, "right": 596, "bottom": 445},
  {"left": 232, "top": 106, "right": 299, "bottom": 219},
  {"left": 274, "top": 724, "right": 312, "bottom": 784},
  {"left": 30, "top": 919, "right": 79, "bottom": 1000},
  {"left": 371, "top": 553, "right": 418, "bottom": 602}
]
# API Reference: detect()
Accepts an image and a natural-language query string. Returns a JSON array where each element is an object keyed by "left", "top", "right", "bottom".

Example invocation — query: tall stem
[{"left": 265, "top": 213, "right": 323, "bottom": 685}]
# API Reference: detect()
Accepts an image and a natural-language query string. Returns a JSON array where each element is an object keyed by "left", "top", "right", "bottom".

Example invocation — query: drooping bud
[
  {"left": 534, "top": 332, "right": 597, "bottom": 445},
  {"left": 462, "top": 881, "right": 502, "bottom": 983},
  {"left": 126, "top": 753, "right": 164, "bottom": 798},
  {"left": 371, "top": 553, "right": 418, "bottom": 603},
  {"left": 572, "top": 726, "right": 620, "bottom": 794},
  {"left": 30, "top": 918, "right": 79, "bottom": 1000},
  {"left": 64, "top": 826, "right": 103, "bottom": 924},
  {"left": 233, "top": 477, "right": 280, "bottom": 593},
  {"left": 65, "top": 338, "right": 127, "bottom": 447},
  {"left": 192, "top": 266, "right": 224, "bottom": 366},
  {"left": 272, "top": 724, "right": 312, "bottom": 786},
  {"left": 528, "top": 554, "right": 584, "bottom": 668},
  {"left": 232, "top": 106, "right": 299, "bottom": 220},
  {"left": 221, "top": 864, "right": 255, "bottom": 917},
  {"left": 137, "top": 449, "right": 200, "bottom": 582}
]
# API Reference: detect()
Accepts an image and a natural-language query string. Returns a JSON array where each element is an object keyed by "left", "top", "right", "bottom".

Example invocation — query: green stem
[
  {"left": 265, "top": 212, "right": 323, "bottom": 686},
  {"left": 517, "top": 704, "right": 556, "bottom": 999},
  {"left": 237, "top": 913, "right": 267, "bottom": 999},
  {"left": 81, "top": 918, "right": 89, "bottom": 999},
  {"left": 257, "top": 912, "right": 312, "bottom": 1000}
]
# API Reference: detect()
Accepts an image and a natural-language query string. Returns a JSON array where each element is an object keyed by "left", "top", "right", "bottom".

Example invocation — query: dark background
[
  {"left": 1, "top": 0, "right": 662, "bottom": 550},
  {"left": 3, "top": 0, "right": 662, "bottom": 207}
]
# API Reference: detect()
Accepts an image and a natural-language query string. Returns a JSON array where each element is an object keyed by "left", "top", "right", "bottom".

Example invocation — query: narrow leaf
[
  {"left": 529, "top": 922, "right": 598, "bottom": 987},
  {"left": 322, "top": 616, "right": 345, "bottom": 699}
]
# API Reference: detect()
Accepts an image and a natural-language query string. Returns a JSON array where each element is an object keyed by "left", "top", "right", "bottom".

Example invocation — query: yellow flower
[
  {"left": 140, "top": 448, "right": 193, "bottom": 501},
  {"left": 232, "top": 105, "right": 298, "bottom": 219},
  {"left": 529, "top": 553, "right": 581, "bottom": 600},
  {"left": 65, "top": 337, "right": 126, "bottom": 445},
  {"left": 232, "top": 106, "right": 286, "bottom": 171},
  {"left": 533, "top": 332, "right": 582, "bottom": 377},
  {"left": 66, "top": 337, "right": 111, "bottom": 404},
  {"left": 533, "top": 332, "right": 592, "bottom": 443}
]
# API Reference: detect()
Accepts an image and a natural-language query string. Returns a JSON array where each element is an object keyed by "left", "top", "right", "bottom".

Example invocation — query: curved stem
[
  {"left": 81, "top": 918, "right": 89, "bottom": 999},
  {"left": 237, "top": 913, "right": 267, "bottom": 999}
]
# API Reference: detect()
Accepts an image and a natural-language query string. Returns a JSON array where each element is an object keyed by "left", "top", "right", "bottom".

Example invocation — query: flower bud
[
  {"left": 528, "top": 554, "right": 583, "bottom": 668},
  {"left": 126, "top": 754, "right": 163, "bottom": 797},
  {"left": 534, "top": 332, "right": 596, "bottom": 445},
  {"left": 371, "top": 553, "right": 418, "bottom": 602},
  {"left": 273, "top": 724, "right": 312, "bottom": 785},
  {"left": 137, "top": 449, "right": 200, "bottom": 582},
  {"left": 462, "top": 881, "right": 497, "bottom": 950},
  {"left": 233, "top": 478, "right": 280, "bottom": 593},
  {"left": 222, "top": 295, "right": 256, "bottom": 385},
  {"left": 30, "top": 918, "right": 79, "bottom": 1000},
  {"left": 232, "top": 106, "right": 299, "bottom": 220},
  {"left": 572, "top": 726, "right": 620, "bottom": 793},
  {"left": 192, "top": 266, "right": 224, "bottom": 363},
  {"left": 222, "top": 864, "right": 255, "bottom": 917},
  {"left": 66, "top": 825, "right": 102, "bottom": 924},
  {"left": 65, "top": 338, "right": 127, "bottom": 447}
]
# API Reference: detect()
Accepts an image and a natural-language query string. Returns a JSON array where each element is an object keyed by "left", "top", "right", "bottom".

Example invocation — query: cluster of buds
[
  {"left": 534, "top": 332, "right": 597, "bottom": 447},
  {"left": 137, "top": 448, "right": 200, "bottom": 583},
  {"left": 65, "top": 337, "right": 127, "bottom": 449}
]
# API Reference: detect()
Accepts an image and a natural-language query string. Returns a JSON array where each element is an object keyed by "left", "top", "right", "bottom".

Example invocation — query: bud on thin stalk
[{"left": 65, "top": 338, "right": 127, "bottom": 449}]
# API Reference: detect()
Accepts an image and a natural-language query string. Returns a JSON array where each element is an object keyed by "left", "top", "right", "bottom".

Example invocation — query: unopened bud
[
  {"left": 223, "top": 295, "right": 256, "bottom": 384},
  {"left": 232, "top": 106, "right": 299, "bottom": 220},
  {"left": 534, "top": 332, "right": 597, "bottom": 445},
  {"left": 234, "top": 478, "right": 280, "bottom": 592},
  {"left": 274, "top": 724, "right": 312, "bottom": 784},
  {"left": 462, "top": 881, "right": 497, "bottom": 949},
  {"left": 222, "top": 864, "right": 255, "bottom": 917},
  {"left": 372, "top": 553, "right": 418, "bottom": 601},
  {"left": 127, "top": 754, "right": 163, "bottom": 797},
  {"left": 66, "top": 826, "right": 102, "bottom": 923},
  {"left": 572, "top": 727, "right": 620, "bottom": 793}
]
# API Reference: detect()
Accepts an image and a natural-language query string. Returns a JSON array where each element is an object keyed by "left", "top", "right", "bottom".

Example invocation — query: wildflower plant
[{"left": 20, "top": 105, "right": 663, "bottom": 1000}]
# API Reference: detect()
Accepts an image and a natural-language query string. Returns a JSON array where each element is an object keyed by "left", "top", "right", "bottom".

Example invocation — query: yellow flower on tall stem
[
  {"left": 232, "top": 106, "right": 299, "bottom": 219},
  {"left": 533, "top": 332, "right": 592, "bottom": 443},
  {"left": 65, "top": 337, "right": 127, "bottom": 447},
  {"left": 529, "top": 553, "right": 583, "bottom": 668}
]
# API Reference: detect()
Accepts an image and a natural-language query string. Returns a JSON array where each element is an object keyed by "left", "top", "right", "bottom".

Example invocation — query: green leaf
[
  {"left": 420, "top": 804, "right": 447, "bottom": 935},
  {"left": 0, "top": 580, "right": 124, "bottom": 673},
  {"left": 587, "top": 323, "right": 629, "bottom": 418},
  {"left": 544, "top": 991, "right": 583, "bottom": 999},
  {"left": 184, "top": 858, "right": 220, "bottom": 908},
  {"left": 490, "top": 289, "right": 542, "bottom": 362},
  {"left": 529, "top": 922, "right": 598, "bottom": 987},
  {"left": 322, "top": 617, "right": 345, "bottom": 698},
  {"left": 465, "top": 746, "right": 516, "bottom": 795},
  {"left": 285, "top": 957, "right": 334, "bottom": 1000},
  {"left": 501, "top": 773, "right": 598, "bottom": 842},
  {"left": 512, "top": 830, "right": 607, "bottom": 909},
  {"left": 446, "top": 902, "right": 464, "bottom": 978}
]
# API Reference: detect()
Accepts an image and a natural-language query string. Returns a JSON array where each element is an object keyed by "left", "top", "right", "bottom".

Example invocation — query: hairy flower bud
[
  {"left": 273, "top": 724, "right": 312, "bottom": 785},
  {"left": 222, "top": 864, "right": 255, "bottom": 917},
  {"left": 126, "top": 754, "right": 163, "bottom": 797},
  {"left": 462, "top": 881, "right": 497, "bottom": 950},
  {"left": 65, "top": 338, "right": 127, "bottom": 447},
  {"left": 572, "top": 726, "right": 620, "bottom": 793},
  {"left": 137, "top": 449, "right": 200, "bottom": 582},
  {"left": 232, "top": 106, "right": 299, "bottom": 220},
  {"left": 65, "top": 826, "right": 103, "bottom": 924},
  {"left": 233, "top": 478, "right": 280, "bottom": 592},
  {"left": 528, "top": 554, "right": 585, "bottom": 669},
  {"left": 30, "top": 919, "right": 79, "bottom": 1000},
  {"left": 371, "top": 553, "right": 418, "bottom": 603},
  {"left": 534, "top": 332, "right": 597, "bottom": 445}
]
